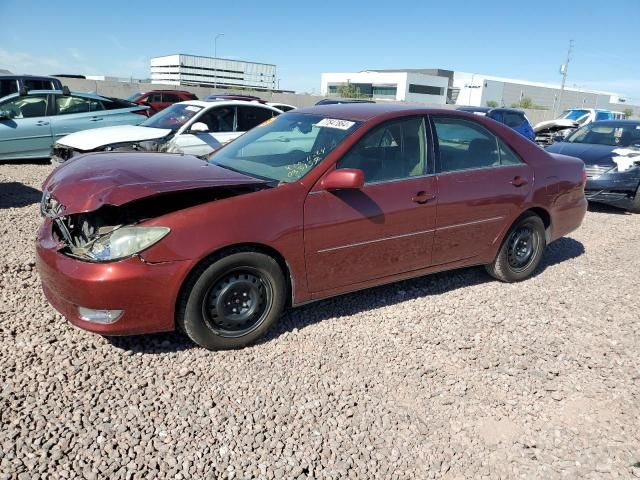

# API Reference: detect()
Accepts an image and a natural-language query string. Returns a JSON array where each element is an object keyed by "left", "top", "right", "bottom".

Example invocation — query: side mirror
[
  {"left": 190, "top": 122, "right": 209, "bottom": 133},
  {"left": 321, "top": 168, "right": 365, "bottom": 191},
  {"left": 0, "top": 110, "right": 12, "bottom": 120}
]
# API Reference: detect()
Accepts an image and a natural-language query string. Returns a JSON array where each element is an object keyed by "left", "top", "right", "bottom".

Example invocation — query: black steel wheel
[
  {"left": 204, "top": 269, "right": 272, "bottom": 337},
  {"left": 486, "top": 213, "right": 546, "bottom": 282},
  {"left": 177, "top": 250, "right": 286, "bottom": 350}
]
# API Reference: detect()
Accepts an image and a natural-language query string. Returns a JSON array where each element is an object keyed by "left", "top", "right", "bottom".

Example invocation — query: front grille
[{"left": 585, "top": 165, "right": 614, "bottom": 178}]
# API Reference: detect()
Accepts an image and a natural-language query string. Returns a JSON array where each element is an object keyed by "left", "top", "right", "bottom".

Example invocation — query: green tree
[
  {"left": 336, "top": 83, "right": 362, "bottom": 99},
  {"left": 623, "top": 108, "right": 634, "bottom": 118},
  {"left": 486, "top": 100, "right": 498, "bottom": 108}
]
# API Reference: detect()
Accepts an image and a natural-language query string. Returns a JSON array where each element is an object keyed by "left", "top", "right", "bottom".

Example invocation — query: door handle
[
  {"left": 36, "top": 121, "right": 49, "bottom": 126},
  {"left": 90, "top": 116, "right": 103, "bottom": 122},
  {"left": 412, "top": 191, "right": 436, "bottom": 204},
  {"left": 511, "top": 176, "right": 528, "bottom": 187}
]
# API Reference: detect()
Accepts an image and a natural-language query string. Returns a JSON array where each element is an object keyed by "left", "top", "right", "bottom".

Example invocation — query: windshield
[
  {"left": 140, "top": 103, "right": 203, "bottom": 130},
  {"left": 565, "top": 122, "right": 640, "bottom": 147},
  {"left": 561, "top": 109, "right": 589, "bottom": 122},
  {"left": 126, "top": 92, "right": 142, "bottom": 101},
  {"left": 208, "top": 113, "right": 361, "bottom": 183}
]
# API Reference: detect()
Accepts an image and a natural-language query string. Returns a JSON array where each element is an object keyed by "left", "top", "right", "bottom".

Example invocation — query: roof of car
[
  {"left": 0, "top": 74, "right": 58, "bottom": 79},
  {"left": 139, "top": 90, "right": 194, "bottom": 94},
  {"left": 488, "top": 108, "right": 525, "bottom": 114},
  {"left": 294, "top": 103, "right": 466, "bottom": 122},
  {"left": 177, "top": 99, "right": 281, "bottom": 110},
  {"left": 2, "top": 90, "right": 112, "bottom": 101},
  {"left": 590, "top": 119, "right": 640, "bottom": 126}
]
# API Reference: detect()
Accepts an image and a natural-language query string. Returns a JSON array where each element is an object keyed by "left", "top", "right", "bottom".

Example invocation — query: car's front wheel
[
  {"left": 485, "top": 213, "right": 546, "bottom": 282},
  {"left": 177, "top": 250, "right": 286, "bottom": 350},
  {"left": 628, "top": 184, "right": 640, "bottom": 214}
]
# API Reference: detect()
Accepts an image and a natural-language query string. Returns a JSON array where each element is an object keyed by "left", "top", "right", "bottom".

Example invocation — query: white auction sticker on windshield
[
  {"left": 316, "top": 118, "right": 355, "bottom": 130},
  {"left": 185, "top": 106, "right": 202, "bottom": 112}
]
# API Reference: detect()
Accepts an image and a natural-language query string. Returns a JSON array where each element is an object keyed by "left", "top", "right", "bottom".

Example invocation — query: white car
[{"left": 51, "top": 100, "right": 282, "bottom": 162}]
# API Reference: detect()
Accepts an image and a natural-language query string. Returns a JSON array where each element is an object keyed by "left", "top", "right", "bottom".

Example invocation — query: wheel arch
[{"left": 175, "top": 243, "right": 295, "bottom": 321}]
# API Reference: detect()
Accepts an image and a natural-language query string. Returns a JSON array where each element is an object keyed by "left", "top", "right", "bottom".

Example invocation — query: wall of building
[
  {"left": 53, "top": 77, "right": 639, "bottom": 125},
  {"left": 321, "top": 71, "right": 448, "bottom": 103},
  {"left": 150, "top": 54, "right": 277, "bottom": 91}
]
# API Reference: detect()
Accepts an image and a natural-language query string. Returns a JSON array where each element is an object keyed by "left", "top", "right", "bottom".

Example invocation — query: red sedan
[{"left": 36, "top": 104, "right": 587, "bottom": 350}]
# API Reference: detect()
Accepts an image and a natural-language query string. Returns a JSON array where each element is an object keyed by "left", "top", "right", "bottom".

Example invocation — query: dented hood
[
  {"left": 534, "top": 119, "right": 579, "bottom": 134},
  {"left": 56, "top": 125, "right": 172, "bottom": 150},
  {"left": 42, "top": 152, "right": 267, "bottom": 215}
]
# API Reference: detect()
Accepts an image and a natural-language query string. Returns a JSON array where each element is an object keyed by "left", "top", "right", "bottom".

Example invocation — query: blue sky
[{"left": 1, "top": 0, "right": 639, "bottom": 100}]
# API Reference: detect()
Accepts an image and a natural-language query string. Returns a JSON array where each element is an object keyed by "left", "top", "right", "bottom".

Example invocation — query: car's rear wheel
[
  {"left": 485, "top": 213, "right": 546, "bottom": 282},
  {"left": 177, "top": 250, "right": 286, "bottom": 350},
  {"left": 628, "top": 184, "right": 640, "bottom": 213}
]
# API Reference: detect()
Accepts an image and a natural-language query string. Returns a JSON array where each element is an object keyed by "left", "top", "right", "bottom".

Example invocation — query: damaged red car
[{"left": 36, "top": 104, "right": 587, "bottom": 350}]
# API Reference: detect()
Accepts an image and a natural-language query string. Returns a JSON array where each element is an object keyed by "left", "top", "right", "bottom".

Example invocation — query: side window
[
  {"left": 337, "top": 116, "right": 427, "bottom": 183},
  {"left": 433, "top": 117, "right": 500, "bottom": 172},
  {"left": 595, "top": 111, "right": 612, "bottom": 121},
  {"left": 55, "top": 95, "right": 91, "bottom": 115},
  {"left": 198, "top": 107, "right": 235, "bottom": 132},
  {"left": 498, "top": 140, "right": 523, "bottom": 165},
  {"left": 237, "top": 106, "right": 276, "bottom": 132},
  {"left": 89, "top": 99, "right": 105, "bottom": 112},
  {"left": 0, "top": 79, "right": 18, "bottom": 98},
  {"left": 503, "top": 112, "right": 525, "bottom": 128},
  {"left": 486, "top": 110, "right": 503, "bottom": 123},
  {"left": 0, "top": 95, "right": 48, "bottom": 118},
  {"left": 147, "top": 93, "right": 162, "bottom": 103},
  {"left": 162, "top": 93, "right": 181, "bottom": 103}
]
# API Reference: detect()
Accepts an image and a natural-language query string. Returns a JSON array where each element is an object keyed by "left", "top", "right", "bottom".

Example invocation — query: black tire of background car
[
  {"left": 629, "top": 185, "right": 640, "bottom": 214},
  {"left": 485, "top": 213, "right": 546, "bottom": 282},
  {"left": 177, "top": 250, "right": 286, "bottom": 350}
]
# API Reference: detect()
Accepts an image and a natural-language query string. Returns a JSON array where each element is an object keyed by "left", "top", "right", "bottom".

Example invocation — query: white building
[
  {"left": 150, "top": 54, "right": 277, "bottom": 91},
  {"left": 320, "top": 71, "right": 449, "bottom": 103},
  {"left": 452, "top": 71, "right": 629, "bottom": 112},
  {"left": 320, "top": 68, "right": 637, "bottom": 113}
]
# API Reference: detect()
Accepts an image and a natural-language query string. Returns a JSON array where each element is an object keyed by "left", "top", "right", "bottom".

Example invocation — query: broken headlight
[{"left": 87, "top": 226, "right": 170, "bottom": 261}]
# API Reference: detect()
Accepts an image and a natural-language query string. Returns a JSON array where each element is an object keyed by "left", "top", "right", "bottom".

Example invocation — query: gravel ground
[{"left": 1, "top": 161, "right": 640, "bottom": 480}]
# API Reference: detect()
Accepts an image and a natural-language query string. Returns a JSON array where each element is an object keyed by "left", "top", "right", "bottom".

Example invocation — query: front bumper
[
  {"left": 585, "top": 168, "right": 640, "bottom": 209},
  {"left": 35, "top": 220, "right": 192, "bottom": 335}
]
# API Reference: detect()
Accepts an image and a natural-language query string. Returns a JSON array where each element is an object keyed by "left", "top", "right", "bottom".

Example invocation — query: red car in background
[
  {"left": 127, "top": 90, "right": 198, "bottom": 116},
  {"left": 36, "top": 104, "right": 587, "bottom": 350}
]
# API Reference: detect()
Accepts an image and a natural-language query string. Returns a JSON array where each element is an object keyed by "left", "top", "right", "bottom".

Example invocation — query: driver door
[
  {"left": 0, "top": 94, "right": 52, "bottom": 160},
  {"left": 303, "top": 116, "right": 437, "bottom": 294}
]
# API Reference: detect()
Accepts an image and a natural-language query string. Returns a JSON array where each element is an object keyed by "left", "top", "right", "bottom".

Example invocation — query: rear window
[
  {"left": 0, "top": 79, "right": 18, "bottom": 98},
  {"left": 503, "top": 112, "right": 525, "bottom": 128}
]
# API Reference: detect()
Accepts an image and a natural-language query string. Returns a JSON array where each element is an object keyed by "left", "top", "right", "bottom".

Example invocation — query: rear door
[
  {"left": 430, "top": 116, "right": 531, "bottom": 265},
  {"left": 49, "top": 94, "right": 101, "bottom": 142},
  {"left": 0, "top": 94, "right": 52, "bottom": 160}
]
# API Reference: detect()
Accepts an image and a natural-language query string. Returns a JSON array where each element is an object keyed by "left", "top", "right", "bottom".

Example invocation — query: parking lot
[{"left": 1, "top": 161, "right": 639, "bottom": 479}]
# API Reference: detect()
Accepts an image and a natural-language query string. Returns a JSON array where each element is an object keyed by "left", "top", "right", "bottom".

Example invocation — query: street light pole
[{"left": 213, "top": 33, "right": 224, "bottom": 91}]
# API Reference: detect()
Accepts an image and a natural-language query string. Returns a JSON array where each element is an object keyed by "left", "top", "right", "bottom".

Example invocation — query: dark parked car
[
  {"left": 126, "top": 90, "right": 197, "bottom": 116},
  {"left": 456, "top": 107, "right": 535, "bottom": 141},
  {"left": 546, "top": 120, "right": 640, "bottom": 212},
  {"left": 37, "top": 104, "right": 587, "bottom": 350},
  {"left": 0, "top": 74, "right": 63, "bottom": 99}
]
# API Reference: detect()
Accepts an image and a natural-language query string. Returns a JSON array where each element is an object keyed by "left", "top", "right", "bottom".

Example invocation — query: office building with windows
[
  {"left": 320, "top": 71, "right": 449, "bottom": 103},
  {"left": 150, "top": 54, "right": 277, "bottom": 91},
  {"left": 321, "top": 69, "right": 636, "bottom": 113}
]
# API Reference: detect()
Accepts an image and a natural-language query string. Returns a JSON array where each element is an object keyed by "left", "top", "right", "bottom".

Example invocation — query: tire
[
  {"left": 628, "top": 184, "right": 640, "bottom": 214},
  {"left": 485, "top": 213, "right": 546, "bottom": 283},
  {"left": 177, "top": 250, "right": 286, "bottom": 350}
]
